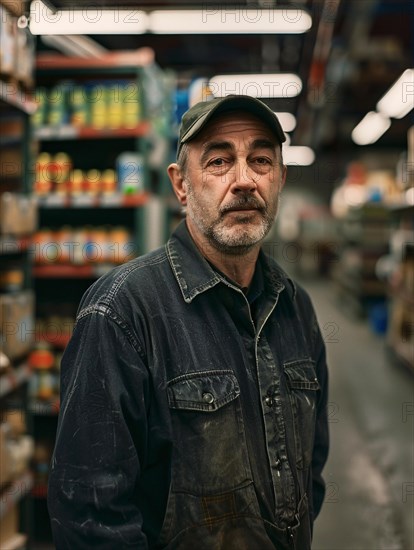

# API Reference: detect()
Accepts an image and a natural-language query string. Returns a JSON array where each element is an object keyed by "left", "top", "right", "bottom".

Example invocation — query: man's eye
[
  {"left": 254, "top": 157, "right": 271, "bottom": 165},
  {"left": 209, "top": 158, "right": 226, "bottom": 167},
  {"left": 205, "top": 157, "right": 231, "bottom": 173}
]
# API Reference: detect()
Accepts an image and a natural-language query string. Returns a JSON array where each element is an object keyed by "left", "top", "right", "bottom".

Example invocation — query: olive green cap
[{"left": 177, "top": 94, "right": 286, "bottom": 157}]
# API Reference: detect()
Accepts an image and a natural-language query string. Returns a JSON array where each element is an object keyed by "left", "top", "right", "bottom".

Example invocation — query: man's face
[{"left": 182, "top": 111, "right": 286, "bottom": 255}]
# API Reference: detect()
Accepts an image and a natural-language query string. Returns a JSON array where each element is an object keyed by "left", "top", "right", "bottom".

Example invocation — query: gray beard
[{"left": 186, "top": 191, "right": 280, "bottom": 256}]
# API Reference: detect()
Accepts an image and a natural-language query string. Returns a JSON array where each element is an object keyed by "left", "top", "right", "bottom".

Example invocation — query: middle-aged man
[{"left": 48, "top": 95, "right": 329, "bottom": 550}]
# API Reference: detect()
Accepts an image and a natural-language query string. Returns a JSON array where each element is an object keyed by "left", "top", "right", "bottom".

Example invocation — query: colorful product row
[
  {"left": 32, "top": 80, "right": 142, "bottom": 129},
  {"left": 34, "top": 152, "right": 145, "bottom": 196},
  {"left": 32, "top": 226, "right": 135, "bottom": 265}
]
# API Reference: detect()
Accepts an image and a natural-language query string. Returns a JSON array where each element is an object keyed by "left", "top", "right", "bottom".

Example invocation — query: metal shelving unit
[
  {"left": 27, "top": 50, "right": 172, "bottom": 548},
  {"left": 0, "top": 17, "right": 37, "bottom": 543}
]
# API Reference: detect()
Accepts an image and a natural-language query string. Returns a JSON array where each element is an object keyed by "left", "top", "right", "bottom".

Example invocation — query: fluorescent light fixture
[
  {"left": 29, "top": 0, "right": 148, "bottom": 35},
  {"left": 283, "top": 133, "right": 291, "bottom": 146},
  {"left": 209, "top": 74, "right": 302, "bottom": 98},
  {"left": 274, "top": 112, "right": 296, "bottom": 132},
  {"left": 283, "top": 146, "right": 315, "bottom": 165},
  {"left": 377, "top": 69, "right": 414, "bottom": 119},
  {"left": 149, "top": 9, "right": 312, "bottom": 34},
  {"left": 28, "top": 2, "right": 311, "bottom": 35},
  {"left": 352, "top": 111, "right": 391, "bottom": 145}
]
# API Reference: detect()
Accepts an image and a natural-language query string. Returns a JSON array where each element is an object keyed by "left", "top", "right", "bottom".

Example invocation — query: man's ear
[{"left": 167, "top": 163, "right": 187, "bottom": 206}]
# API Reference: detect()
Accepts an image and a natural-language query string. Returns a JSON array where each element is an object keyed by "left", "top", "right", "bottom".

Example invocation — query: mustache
[{"left": 220, "top": 195, "right": 265, "bottom": 214}]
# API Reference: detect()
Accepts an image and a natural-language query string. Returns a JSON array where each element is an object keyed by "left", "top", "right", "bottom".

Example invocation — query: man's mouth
[
  {"left": 225, "top": 207, "right": 258, "bottom": 213},
  {"left": 222, "top": 200, "right": 264, "bottom": 214}
]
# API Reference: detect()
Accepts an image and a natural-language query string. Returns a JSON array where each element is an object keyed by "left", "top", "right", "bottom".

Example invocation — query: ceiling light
[
  {"left": 283, "top": 146, "right": 315, "bottom": 165},
  {"left": 208, "top": 74, "right": 302, "bottom": 98},
  {"left": 376, "top": 69, "right": 414, "bottom": 119},
  {"left": 149, "top": 9, "right": 312, "bottom": 34},
  {"left": 274, "top": 112, "right": 296, "bottom": 132},
  {"left": 28, "top": 2, "right": 311, "bottom": 35},
  {"left": 29, "top": 0, "right": 148, "bottom": 35},
  {"left": 351, "top": 112, "right": 391, "bottom": 145}
]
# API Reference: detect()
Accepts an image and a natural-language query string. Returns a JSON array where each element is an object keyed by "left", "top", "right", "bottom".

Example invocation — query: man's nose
[{"left": 230, "top": 161, "right": 258, "bottom": 193}]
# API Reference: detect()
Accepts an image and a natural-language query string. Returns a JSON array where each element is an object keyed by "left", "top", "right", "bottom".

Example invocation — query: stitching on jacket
[
  {"left": 166, "top": 241, "right": 222, "bottom": 303},
  {"left": 77, "top": 303, "right": 109, "bottom": 320},
  {"left": 166, "top": 241, "right": 189, "bottom": 297},
  {"left": 76, "top": 302, "right": 145, "bottom": 359}
]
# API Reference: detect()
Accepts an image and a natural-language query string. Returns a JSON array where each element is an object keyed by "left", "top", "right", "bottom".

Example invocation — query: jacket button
[
  {"left": 265, "top": 396, "right": 274, "bottom": 407},
  {"left": 203, "top": 392, "right": 215, "bottom": 404}
]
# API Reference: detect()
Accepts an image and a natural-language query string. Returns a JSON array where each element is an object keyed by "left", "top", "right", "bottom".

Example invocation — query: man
[{"left": 48, "top": 95, "right": 329, "bottom": 549}]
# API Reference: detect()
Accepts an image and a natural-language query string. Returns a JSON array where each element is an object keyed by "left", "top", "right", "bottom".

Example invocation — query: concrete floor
[{"left": 299, "top": 278, "right": 414, "bottom": 550}]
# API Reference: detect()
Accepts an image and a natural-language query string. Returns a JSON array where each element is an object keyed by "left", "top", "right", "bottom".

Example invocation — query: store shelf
[
  {"left": 0, "top": 136, "right": 22, "bottom": 147},
  {"left": 31, "top": 484, "right": 48, "bottom": 500},
  {"left": 37, "top": 192, "right": 149, "bottom": 209},
  {"left": 0, "top": 471, "right": 33, "bottom": 520},
  {"left": 25, "top": 52, "right": 172, "bottom": 546},
  {"left": 36, "top": 333, "right": 70, "bottom": 350},
  {"left": 0, "top": 237, "right": 30, "bottom": 256},
  {"left": 0, "top": 82, "right": 37, "bottom": 115},
  {"left": 33, "top": 263, "right": 118, "bottom": 279},
  {"left": 34, "top": 122, "right": 150, "bottom": 141},
  {"left": 390, "top": 287, "right": 414, "bottom": 307},
  {"left": 386, "top": 202, "right": 414, "bottom": 213},
  {"left": 29, "top": 398, "right": 60, "bottom": 417},
  {"left": 36, "top": 49, "right": 155, "bottom": 71},
  {"left": 0, "top": 364, "right": 32, "bottom": 399},
  {"left": 332, "top": 271, "right": 387, "bottom": 296}
]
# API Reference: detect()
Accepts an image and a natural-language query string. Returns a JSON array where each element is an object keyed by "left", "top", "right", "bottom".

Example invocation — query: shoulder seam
[
  {"left": 105, "top": 251, "right": 167, "bottom": 304},
  {"left": 76, "top": 302, "right": 146, "bottom": 360}
]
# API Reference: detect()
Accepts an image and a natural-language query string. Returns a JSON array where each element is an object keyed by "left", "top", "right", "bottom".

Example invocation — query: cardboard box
[
  {"left": 0, "top": 149, "right": 22, "bottom": 180},
  {"left": 14, "top": 28, "right": 35, "bottom": 88},
  {"left": 0, "top": 422, "right": 12, "bottom": 487},
  {"left": 0, "top": 290, "right": 35, "bottom": 360},
  {"left": 1, "top": 410, "right": 26, "bottom": 437},
  {"left": 0, "top": 5, "right": 16, "bottom": 76},
  {"left": 0, "top": 193, "right": 38, "bottom": 236},
  {"left": 0, "top": 503, "right": 26, "bottom": 550},
  {"left": 8, "top": 435, "right": 34, "bottom": 479},
  {"left": 0, "top": 1, "right": 25, "bottom": 17}
]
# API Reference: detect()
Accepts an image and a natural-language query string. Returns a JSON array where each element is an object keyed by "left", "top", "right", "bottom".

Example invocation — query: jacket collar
[{"left": 166, "top": 220, "right": 296, "bottom": 303}]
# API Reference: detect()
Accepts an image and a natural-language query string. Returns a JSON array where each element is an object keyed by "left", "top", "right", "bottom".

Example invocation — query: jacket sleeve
[
  {"left": 47, "top": 306, "right": 150, "bottom": 549},
  {"left": 310, "top": 313, "right": 329, "bottom": 520}
]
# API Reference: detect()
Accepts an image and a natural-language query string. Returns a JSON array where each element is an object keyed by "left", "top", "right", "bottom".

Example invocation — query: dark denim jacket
[{"left": 48, "top": 221, "right": 329, "bottom": 550}]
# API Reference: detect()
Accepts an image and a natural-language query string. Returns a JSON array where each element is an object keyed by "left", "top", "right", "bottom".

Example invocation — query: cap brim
[{"left": 180, "top": 95, "right": 286, "bottom": 147}]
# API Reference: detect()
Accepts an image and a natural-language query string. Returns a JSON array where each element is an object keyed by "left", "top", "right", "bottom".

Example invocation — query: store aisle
[{"left": 300, "top": 278, "right": 414, "bottom": 550}]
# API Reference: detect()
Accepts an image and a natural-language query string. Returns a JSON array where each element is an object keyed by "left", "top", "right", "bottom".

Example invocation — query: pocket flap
[
  {"left": 284, "top": 359, "right": 320, "bottom": 391},
  {"left": 167, "top": 370, "right": 240, "bottom": 412}
]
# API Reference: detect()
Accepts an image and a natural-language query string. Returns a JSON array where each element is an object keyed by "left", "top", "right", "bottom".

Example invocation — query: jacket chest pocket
[
  {"left": 167, "top": 370, "right": 252, "bottom": 495},
  {"left": 284, "top": 359, "right": 320, "bottom": 470}
]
